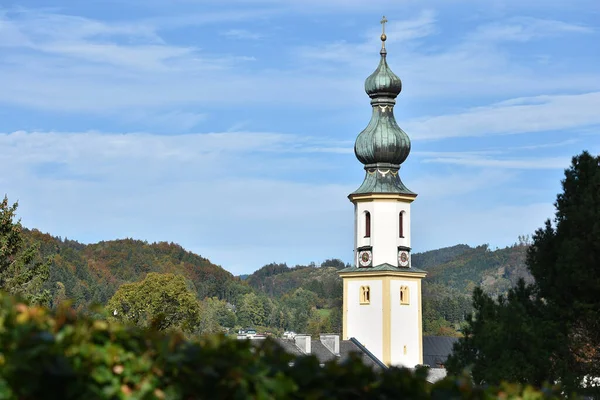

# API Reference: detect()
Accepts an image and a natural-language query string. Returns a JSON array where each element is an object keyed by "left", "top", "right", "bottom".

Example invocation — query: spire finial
[{"left": 380, "top": 16, "right": 388, "bottom": 51}]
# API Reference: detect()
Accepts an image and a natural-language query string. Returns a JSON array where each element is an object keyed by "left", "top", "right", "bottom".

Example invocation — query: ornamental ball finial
[{"left": 380, "top": 16, "right": 388, "bottom": 50}]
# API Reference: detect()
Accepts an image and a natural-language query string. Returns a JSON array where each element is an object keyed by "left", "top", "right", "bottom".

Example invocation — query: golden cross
[
  {"left": 380, "top": 16, "right": 388, "bottom": 49},
  {"left": 380, "top": 16, "right": 388, "bottom": 35}
]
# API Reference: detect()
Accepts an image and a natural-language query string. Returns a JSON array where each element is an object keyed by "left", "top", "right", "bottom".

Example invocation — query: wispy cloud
[
  {"left": 1, "top": 2, "right": 598, "bottom": 272},
  {"left": 471, "top": 17, "right": 594, "bottom": 42},
  {"left": 406, "top": 92, "right": 600, "bottom": 140},
  {"left": 423, "top": 155, "right": 570, "bottom": 169},
  {"left": 220, "top": 29, "right": 264, "bottom": 40}
]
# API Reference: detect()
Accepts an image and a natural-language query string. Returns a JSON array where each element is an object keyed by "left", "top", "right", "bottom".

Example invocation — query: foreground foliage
[{"left": 0, "top": 292, "right": 566, "bottom": 399}]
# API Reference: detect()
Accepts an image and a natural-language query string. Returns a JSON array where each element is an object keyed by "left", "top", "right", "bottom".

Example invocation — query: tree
[
  {"left": 320, "top": 258, "right": 346, "bottom": 269},
  {"left": 237, "top": 292, "right": 268, "bottom": 327},
  {"left": 526, "top": 151, "right": 600, "bottom": 391},
  {"left": 447, "top": 152, "right": 600, "bottom": 395},
  {"left": 0, "top": 195, "right": 50, "bottom": 305},
  {"left": 107, "top": 272, "right": 201, "bottom": 333},
  {"left": 446, "top": 282, "right": 563, "bottom": 386},
  {"left": 197, "top": 297, "right": 237, "bottom": 334},
  {"left": 327, "top": 306, "right": 342, "bottom": 334}
]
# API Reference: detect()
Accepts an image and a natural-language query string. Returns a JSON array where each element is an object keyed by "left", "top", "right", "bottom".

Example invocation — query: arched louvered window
[
  {"left": 399, "top": 212, "right": 404, "bottom": 238},
  {"left": 365, "top": 212, "right": 371, "bottom": 238}
]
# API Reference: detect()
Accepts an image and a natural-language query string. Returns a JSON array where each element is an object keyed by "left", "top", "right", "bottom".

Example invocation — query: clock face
[
  {"left": 398, "top": 251, "right": 409, "bottom": 267},
  {"left": 358, "top": 250, "right": 372, "bottom": 267}
]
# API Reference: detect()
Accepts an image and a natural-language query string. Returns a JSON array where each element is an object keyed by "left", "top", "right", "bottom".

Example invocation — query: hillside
[
  {"left": 420, "top": 244, "right": 532, "bottom": 298},
  {"left": 246, "top": 244, "right": 531, "bottom": 301},
  {"left": 245, "top": 243, "right": 532, "bottom": 336},
  {"left": 19, "top": 227, "right": 532, "bottom": 336},
  {"left": 23, "top": 229, "right": 244, "bottom": 310},
  {"left": 246, "top": 262, "right": 343, "bottom": 308}
]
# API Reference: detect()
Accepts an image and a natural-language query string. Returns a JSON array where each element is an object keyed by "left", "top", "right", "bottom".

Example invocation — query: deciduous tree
[{"left": 107, "top": 272, "right": 201, "bottom": 332}]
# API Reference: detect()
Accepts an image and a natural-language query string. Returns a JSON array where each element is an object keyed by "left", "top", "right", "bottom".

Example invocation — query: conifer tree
[
  {"left": 447, "top": 152, "right": 600, "bottom": 395},
  {"left": 0, "top": 195, "right": 50, "bottom": 304}
]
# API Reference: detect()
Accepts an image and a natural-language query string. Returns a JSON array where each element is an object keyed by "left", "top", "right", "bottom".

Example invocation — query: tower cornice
[{"left": 348, "top": 192, "right": 417, "bottom": 203}]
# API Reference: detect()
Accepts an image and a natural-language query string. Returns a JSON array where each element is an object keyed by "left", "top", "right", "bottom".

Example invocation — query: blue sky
[{"left": 1, "top": 0, "right": 599, "bottom": 275}]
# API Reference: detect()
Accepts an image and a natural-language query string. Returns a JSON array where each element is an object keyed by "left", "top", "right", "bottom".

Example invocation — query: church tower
[{"left": 338, "top": 17, "right": 426, "bottom": 368}]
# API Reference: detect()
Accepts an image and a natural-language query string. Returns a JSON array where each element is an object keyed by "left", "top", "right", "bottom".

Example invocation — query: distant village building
[{"left": 239, "top": 333, "right": 456, "bottom": 383}]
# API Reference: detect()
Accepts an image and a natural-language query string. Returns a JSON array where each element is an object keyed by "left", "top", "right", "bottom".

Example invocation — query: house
[{"left": 239, "top": 333, "right": 458, "bottom": 383}]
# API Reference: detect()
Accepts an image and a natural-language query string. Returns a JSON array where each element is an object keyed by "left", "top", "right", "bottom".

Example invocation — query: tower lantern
[{"left": 338, "top": 17, "right": 426, "bottom": 368}]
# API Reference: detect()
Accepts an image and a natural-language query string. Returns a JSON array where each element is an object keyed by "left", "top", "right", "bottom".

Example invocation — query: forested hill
[
  {"left": 21, "top": 226, "right": 532, "bottom": 336},
  {"left": 419, "top": 243, "right": 533, "bottom": 299},
  {"left": 244, "top": 243, "right": 532, "bottom": 336},
  {"left": 245, "top": 243, "right": 531, "bottom": 300},
  {"left": 23, "top": 229, "right": 244, "bottom": 311}
]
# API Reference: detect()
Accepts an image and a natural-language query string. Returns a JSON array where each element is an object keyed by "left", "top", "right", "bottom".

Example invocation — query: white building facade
[{"left": 338, "top": 19, "right": 426, "bottom": 368}]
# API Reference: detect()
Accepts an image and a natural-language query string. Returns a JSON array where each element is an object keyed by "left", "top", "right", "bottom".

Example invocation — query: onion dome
[
  {"left": 364, "top": 48, "right": 402, "bottom": 98},
  {"left": 354, "top": 19, "right": 411, "bottom": 167},
  {"left": 351, "top": 17, "right": 415, "bottom": 196}
]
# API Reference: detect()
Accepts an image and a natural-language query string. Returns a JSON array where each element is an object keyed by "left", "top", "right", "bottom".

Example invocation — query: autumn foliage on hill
[{"left": 20, "top": 230, "right": 243, "bottom": 310}]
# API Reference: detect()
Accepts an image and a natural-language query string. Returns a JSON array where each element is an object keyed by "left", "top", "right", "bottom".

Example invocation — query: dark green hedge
[{"left": 0, "top": 292, "right": 565, "bottom": 399}]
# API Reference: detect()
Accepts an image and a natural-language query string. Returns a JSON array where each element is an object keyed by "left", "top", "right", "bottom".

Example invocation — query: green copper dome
[
  {"left": 351, "top": 26, "right": 415, "bottom": 197},
  {"left": 364, "top": 48, "right": 402, "bottom": 98},
  {"left": 354, "top": 48, "right": 411, "bottom": 167}
]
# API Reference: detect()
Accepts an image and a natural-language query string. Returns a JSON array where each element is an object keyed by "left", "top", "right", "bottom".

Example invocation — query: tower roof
[{"left": 352, "top": 17, "right": 414, "bottom": 196}]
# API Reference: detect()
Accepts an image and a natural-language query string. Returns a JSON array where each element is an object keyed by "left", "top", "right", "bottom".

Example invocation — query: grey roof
[
  {"left": 267, "top": 337, "right": 385, "bottom": 370},
  {"left": 271, "top": 338, "right": 303, "bottom": 356},
  {"left": 344, "top": 338, "right": 387, "bottom": 370},
  {"left": 310, "top": 340, "right": 338, "bottom": 363},
  {"left": 339, "top": 263, "right": 426, "bottom": 274},
  {"left": 422, "top": 336, "right": 458, "bottom": 368}
]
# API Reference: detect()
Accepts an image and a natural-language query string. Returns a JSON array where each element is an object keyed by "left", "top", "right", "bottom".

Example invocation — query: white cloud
[
  {"left": 423, "top": 156, "right": 570, "bottom": 169},
  {"left": 0, "top": 129, "right": 562, "bottom": 273},
  {"left": 1, "top": 3, "right": 596, "bottom": 273},
  {"left": 411, "top": 168, "right": 515, "bottom": 197},
  {"left": 0, "top": 7, "right": 598, "bottom": 114},
  {"left": 0, "top": 129, "right": 357, "bottom": 273},
  {"left": 122, "top": 110, "right": 208, "bottom": 131},
  {"left": 472, "top": 17, "right": 594, "bottom": 42},
  {"left": 406, "top": 92, "right": 600, "bottom": 140},
  {"left": 221, "top": 29, "right": 264, "bottom": 40}
]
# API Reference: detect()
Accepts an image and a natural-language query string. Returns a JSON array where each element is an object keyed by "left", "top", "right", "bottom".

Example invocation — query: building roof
[
  {"left": 351, "top": 167, "right": 416, "bottom": 196},
  {"left": 272, "top": 338, "right": 303, "bottom": 357},
  {"left": 422, "top": 336, "right": 458, "bottom": 368},
  {"left": 338, "top": 263, "right": 426, "bottom": 274},
  {"left": 345, "top": 337, "right": 388, "bottom": 370},
  {"left": 244, "top": 334, "right": 456, "bottom": 383},
  {"left": 248, "top": 335, "right": 385, "bottom": 371},
  {"left": 309, "top": 340, "right": 338, "bottom": 363}
]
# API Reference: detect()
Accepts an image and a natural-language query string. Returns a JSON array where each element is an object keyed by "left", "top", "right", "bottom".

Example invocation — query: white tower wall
[
  {"left": 390, "top": 279, "right": 422, "bottom": 366},
  {"left": 345, "top": 279, "right": 383, "bottom": 358},
  {"left": 354, "top": 199, "right": 411, "bottom": 267}
]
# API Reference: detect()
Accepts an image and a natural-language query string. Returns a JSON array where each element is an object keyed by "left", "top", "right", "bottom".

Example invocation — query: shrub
[{"left": 0, "top": 292, "right": 566, "bottom": 399}]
